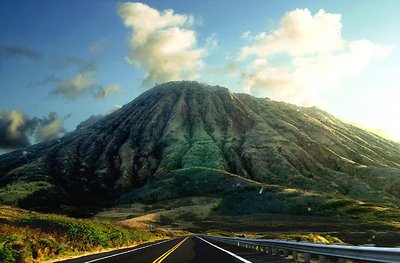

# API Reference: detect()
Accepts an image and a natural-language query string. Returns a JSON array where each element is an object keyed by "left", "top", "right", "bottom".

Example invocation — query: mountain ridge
[{"left": 1, "top": 81, "right": 400, "bottom": 214}]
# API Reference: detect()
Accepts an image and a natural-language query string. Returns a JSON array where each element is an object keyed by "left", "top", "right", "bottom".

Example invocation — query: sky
[{"left": 1, "top": 0, "right": 400, "bottom": 153}]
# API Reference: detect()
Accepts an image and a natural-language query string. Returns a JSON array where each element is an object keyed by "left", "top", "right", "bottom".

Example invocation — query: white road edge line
[
  {"left": 82, "top": 237, "right": 180, "bottom": 263},
  {"left": 196, "top": 236, "right": 252, "bottom": 263}
]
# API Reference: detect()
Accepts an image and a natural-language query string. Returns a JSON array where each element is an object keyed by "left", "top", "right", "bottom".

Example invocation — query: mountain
[{"left": 1, "top": 81, "right": 400, "bottom": 219}]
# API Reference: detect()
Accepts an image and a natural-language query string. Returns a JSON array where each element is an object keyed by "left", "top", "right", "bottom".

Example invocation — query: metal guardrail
[{"left": 203, "top": 235, "right": 400, "bottom": 263}]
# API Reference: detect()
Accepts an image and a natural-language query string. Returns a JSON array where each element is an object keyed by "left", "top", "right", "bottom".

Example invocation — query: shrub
[
  {"left": 0, "top": 237, "right": 18, "bottom": 263},
  {"left": 0, "top": 214, "right": 159, "bottom": 262},
  {"left": 158, "top": 215, "right": 174, "bottom": 225},
  {"left": 178, "top": 211, "right": 199, "bottom": 222}
]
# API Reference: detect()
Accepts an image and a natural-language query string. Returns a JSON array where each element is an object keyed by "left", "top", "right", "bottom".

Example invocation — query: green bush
[
  {"left": 0, "top": 237, "right": 18, "bottom": 263},
  {"left": 16, "top": 216, "right": 102, "bottom": 247},
  {"left": 320, "top": 199, "right": 354, "bottom": 210},
  {"left": 178, "top": 211, "right": 200, "bottom": 222},
  {"left": 158, "top": 215, "right": 174, "bottom": 225},
  {"left": 0, "top": 181, "right": 53, "bottom": 206},
  {"left": 218, "top": 190, "right": 328, "bottom": 216},
  {"left": 1, "top": 214, "right": 159, "bottom": 262}
]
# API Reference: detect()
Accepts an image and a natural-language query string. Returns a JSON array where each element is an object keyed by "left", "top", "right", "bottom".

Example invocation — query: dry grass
[
  {"left": 98, "top": 197, "right": 221, "bottom": 230},
  {"left": 0, "top": 205, "right": 38, "bottom": 220}
]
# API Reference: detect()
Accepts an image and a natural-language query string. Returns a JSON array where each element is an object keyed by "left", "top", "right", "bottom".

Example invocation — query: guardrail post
[
  {"left": 268, "top": 247, "right": 273, "bottom": 254},
  {"left": 293, "top": 251, "right": 298, "bottom": 262},
  {"left": 304, "top": 253, "right": 311, "bottom": 263},
  {"left": 339, "top": 258, "right": 346, "bottom": 263},
  {"left": 284, "top": 249, "right": 289, "bottom": 257},
  {"left": 319, "top": 255, "right": 326, "bottom": 263}
]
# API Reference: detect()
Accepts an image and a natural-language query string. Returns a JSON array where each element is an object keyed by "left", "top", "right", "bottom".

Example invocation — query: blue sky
[{"left": 1, "top": 0, "right": 400, "bottom": 153}]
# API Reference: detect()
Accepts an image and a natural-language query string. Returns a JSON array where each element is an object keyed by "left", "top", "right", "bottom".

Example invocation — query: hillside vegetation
[
  {"left": 0, "top": 205, "right": 163, "bottom": 263},
  {"left": 1, "top": 81, "right": 400, "bottom": 251},
  {"left": 115, "top": 167, "right": 400, "bottom": 228}
]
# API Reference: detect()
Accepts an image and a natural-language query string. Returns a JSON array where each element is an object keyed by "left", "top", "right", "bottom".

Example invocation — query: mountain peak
[
  {"left": 154, "top": 80, "right": 223, "bottom": 89},
  {"left": 142, "top": 81, "right": 230, "bottom": 97}
]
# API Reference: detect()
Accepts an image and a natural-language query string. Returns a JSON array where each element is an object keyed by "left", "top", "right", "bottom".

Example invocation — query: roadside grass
[
  {"left": 258, "top": 232, "right": 343, "bottom": 244},
  {"left": 0, "top": 206, "right": 162, "bottom": 263}
]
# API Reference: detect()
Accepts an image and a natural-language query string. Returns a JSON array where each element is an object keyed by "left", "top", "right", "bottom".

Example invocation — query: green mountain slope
[{"left": 0, "top": 81, "right": 399, "bottom": 218}]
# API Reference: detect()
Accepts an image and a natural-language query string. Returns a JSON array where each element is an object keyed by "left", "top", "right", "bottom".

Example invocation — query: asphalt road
[{"left": 58, "top": 236, "right": 258, "bottom": 263}]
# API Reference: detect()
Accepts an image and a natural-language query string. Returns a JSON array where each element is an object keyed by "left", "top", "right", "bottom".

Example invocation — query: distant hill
[{"left": 1, "top": 81, "right": 400, "bottom": 220}]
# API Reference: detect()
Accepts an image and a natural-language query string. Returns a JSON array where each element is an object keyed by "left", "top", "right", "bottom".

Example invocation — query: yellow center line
[{"left": 152, "top": 236, "right": 189, "bottom": 263}]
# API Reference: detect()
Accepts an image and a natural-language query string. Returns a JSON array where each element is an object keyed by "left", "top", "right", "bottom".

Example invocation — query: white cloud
[
  {"left": 117, "top": 2, "right": 206, "bottom": 86},
  {"left": 242, "top": 31, "right": 251, "bottom": 40},
  {"left": 35, "top": 112, "right": 66, "bottom": 141},
  {"left": 240, "top": 9, "right": 344, "bottom": 59},
  {"left": 240, "top": 8, "right": 392, "bottom": 106},
  {"left": 0, "top": 110, "right": 66, "bottom": 149},
  {"left": 95, "top": 84, "right": 122, "bottom": 99},
  {"left": 205, "top": 33, "right": 218, "bottom": 50},
  {"left": 0, "top": 110, "right": 36, "bottom": 148},
  {"left": 353, "top": 90, "right": 400, "bottom": 142},
  {"left": 50, "top": 61, "right": 122, "bottom": 100},
  {"left": 7, "top": 111, "right": 26, "bottom": 138},
  {"left": 52, "top": 66, "right": 96, "bottom": 100}
]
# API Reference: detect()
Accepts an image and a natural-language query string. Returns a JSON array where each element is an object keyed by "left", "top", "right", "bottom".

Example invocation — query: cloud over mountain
[
  {"left": 240, "top": 9, "right": 344, "bottom": 59},
  {"left": 75, "top": 114, "right": 104, "bottom": 130},
  {"left": 239, "top": 8, "right": 392, "bottom": 106},
  {"left": 35, "top": 112, "right": 66, "bottom": 141},
  {"left": 0, "top": 110, "right": 39, "bottom": 149},
  {"left": 50, "top": 62, "right": 97, "bottom": 100},
  {"left": 50, "top": 61, "right": 121, "bottom": 100},
  {"left": 0, "top": 110, "right": 66, "bottom": 150},
  {"left": 117, "top": 2, "right": 206, "bottom": 86},
  {"left": 95, "top": 84, "right": 122, "bottom": 99}
]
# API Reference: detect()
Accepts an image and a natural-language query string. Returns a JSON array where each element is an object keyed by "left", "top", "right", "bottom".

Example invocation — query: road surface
[{"left": 58, "top": 236, "right": 294, "bottom": 263}]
